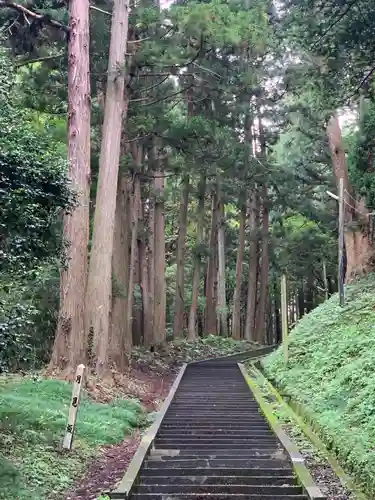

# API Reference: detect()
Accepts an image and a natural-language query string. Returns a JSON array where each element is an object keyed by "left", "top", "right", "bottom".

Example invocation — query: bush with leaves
[{"left": 0, "top": 48, "right": 71, "bottom": 371}]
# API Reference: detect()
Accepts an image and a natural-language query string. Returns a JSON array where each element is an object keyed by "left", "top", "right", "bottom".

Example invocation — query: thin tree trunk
[
  {"left": 217, "top": 194, "right": 228, "bottom": 337},
  {"left": 232, "top": 201, "right": 246, "bottom": 340},
  {"left": 110, "top": 171, "right": 131, "bottom": 372},
  {"left": 132, "top": 239, "right": 142, "bottom": 345},
  {"left": 256, "top": 184, "right": 269, "bottom": 344},
  {"left": 188, "top": 175, "right": 206, "bottom": 340},
  {"left": 50, "top": 0, "right": 90, "bottom": 374},
  {"left": 322, "top": 259, "right": 329, "bottom": 300},
  {"left": 173, "top": 175, "right": 190, "bottom": 338},
  {"left": 127, "top": 172, "right": 141, "bottom": 346},
  {"left": 153, "top": 144, "right": 166, "bottom": 344},
  {"left": 244, "top": 190, "right": 259, "bottom": 341},
  {"left": 147, "top": 180, "right": 155, "bottom": 347},
  {"left": 305, "top": 272, "right": 314, "bottom": 313},
  {"left": 139, "top": 201, "right": 152, "bottom": 346},
  {"left": 328, "top": 276, "right": 335, "bottom": 295},
  {"left": 270, "top": 290, "right": 277, "bottom": 345},
  {"left": 205, "top": 192, "right": 218, "bottom": 335},
  {"left": 85, "top": 0, "right": 129, "bottom": 376},
  {"left": 274, "top": 280, "right": 281, "bottom": 343},
  {"left": 266, "top": 296, "right": 273, "bottom": 345},
  {"left": 297, "top": 284, "right": 305, "bottom": 319}
]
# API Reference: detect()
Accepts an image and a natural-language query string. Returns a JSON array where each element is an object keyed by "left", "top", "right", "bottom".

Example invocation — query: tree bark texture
[
  {"left": 188, "top": 175, "right": 206, "bottom": 340},
  {"left": 255, "top": 184, "right": 269, "bottom": 343},
  {"left": 127, "top": 172, "right": 141, "bottom": 347},
  {"left": 147, "top": 178, "right": 155, "bottom": 346},
  {"left": 50, "top": 0, "right": 90, "bottom": 373},
  {"left": 132, "top": 238, "right": 142, "bottom": 345},
  {"left": 274, "top": 280, "right": 281, "bottom": 343},
  {"left": 153, "top": 145, "right": 166, "bottom": 344},
  {"left": 244, "top": 190, "right": 259, "bottom": 341},
  {"left": 327, "top": 115, "right": 373, "bottom": 282},
  {"left": 205, "top": 192, "right": 218, "bottom": 335},
  {"left": 173, "top": 175, "right": 190, "bottom": 338},
  {"left": 217, "top": 195, "right": 228, "bottom": 337},
  {"left": 139, "top": 200, "right": 152, "bottom": 347},
  {"left": 232, "top": 202, "right": 246, "bottom": 340},
  {"left": 109, "top": 95, "right": 131, "bottom": 372},
  {"left": 297, "top": 284, "right": 305, "bottom": 319},
  {"left": 110, "top": 171, "right": 131, "bottom": 372},
  {"left": 85, "top": 0, "right": 129, "bottom": 376}
]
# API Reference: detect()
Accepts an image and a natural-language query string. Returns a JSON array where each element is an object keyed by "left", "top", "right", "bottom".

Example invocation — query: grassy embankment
[
  {"left": 0, "top": 376, "right": 144, "bottom": 500},
  {"left": 263, "top": 275, "right": 375, "bottom": 496}
]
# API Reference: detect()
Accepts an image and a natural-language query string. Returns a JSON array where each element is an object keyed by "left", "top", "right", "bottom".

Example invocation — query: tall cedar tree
[
  {"left": 50, "top": 0, "right": 91, "bottom": 374},
  {"left": 85, "top": 0, "right": 129, "bottom": 376}
]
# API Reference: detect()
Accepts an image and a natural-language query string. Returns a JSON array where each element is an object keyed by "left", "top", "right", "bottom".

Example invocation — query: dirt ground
[
  {"left": 64, "top": 366, "right": 174, "bottom": 500},
  {"left": 283, "top": 424, "right": 355, "bottom": 500},
  {"left": 64, "top": 435, "right": 140, "bottom": 500}
]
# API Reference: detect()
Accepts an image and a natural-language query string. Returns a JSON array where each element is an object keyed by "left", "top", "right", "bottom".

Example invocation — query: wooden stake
[
  {"left": 338, "top": 177, "right": 345, "bottom": 307},
  {"left": 322, "top": 259, "right": 328, "bottom": 301},
  {"left": 281, "top": 274, "right": 288, "bottom": 365},
  {"left": 63, "top": 364, "right": 85, "bottom": 450}
]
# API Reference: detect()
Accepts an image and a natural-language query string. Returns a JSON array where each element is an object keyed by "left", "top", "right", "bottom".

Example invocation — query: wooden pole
[
  {"left": 281, "top": 274, "right": 288, "bottom": 365},
  {"left": 338, "top": 177, "right": 345, "bottom": 307},
  {"left": 63, "top": 364, "right": 85, "bottom": 450},
  {"left": 322, "top": 259, "right": 328, "bottom": 301}
]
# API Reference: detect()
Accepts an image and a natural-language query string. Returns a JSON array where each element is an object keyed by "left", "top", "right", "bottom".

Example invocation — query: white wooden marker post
[
  {"left": 322, "top": 259, "right": 328, "bottom": 301},
  {"left": 281, "top": 274, "right": 288, "bottom": 365},
  {"left": 63, "top": 364, "right": 85, "bottom": 451}
]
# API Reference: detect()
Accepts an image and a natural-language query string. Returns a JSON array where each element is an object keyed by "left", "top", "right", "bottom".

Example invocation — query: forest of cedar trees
[{"left": 1, "top": 0, "right": 375, "bottom": 379}]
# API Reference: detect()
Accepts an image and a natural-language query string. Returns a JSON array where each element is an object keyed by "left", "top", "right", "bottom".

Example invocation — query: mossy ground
[
  {"left": 0, "top": 376, "right": 144, "bottom": 500},
  {"left": 263, "top": 274, "right": 375, "bottom": 496}
]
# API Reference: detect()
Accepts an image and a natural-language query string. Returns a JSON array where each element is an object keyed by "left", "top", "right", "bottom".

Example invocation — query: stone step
[
  {"left": 134, "top": 484, "right": 304, "bottom": 494},
  {"left": 140, "top": 475, "right": 297, "bottom": 485},
  {"left": 145, "top": 458, "right": 290, "bottom": 468},
  {"left": 140, "top": 467, "right": 294, "bottom": 477},
  {"left": 132, "top": 495, "right": 307, "bottom": 500}
]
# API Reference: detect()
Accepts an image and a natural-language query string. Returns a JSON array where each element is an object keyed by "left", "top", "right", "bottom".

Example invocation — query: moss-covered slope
[
  {"left": 0, "top": 377, "right": 144, "bottom": 500},
  {"left": 263, "top": 275, "right": 375, "bottom": 495}
]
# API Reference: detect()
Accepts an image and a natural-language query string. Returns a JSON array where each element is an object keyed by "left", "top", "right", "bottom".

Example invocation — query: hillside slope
[{"left": 263, "top": 275, "right": 375, "bottom": 495}]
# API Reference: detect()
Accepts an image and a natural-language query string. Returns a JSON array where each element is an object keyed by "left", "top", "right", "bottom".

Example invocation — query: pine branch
[
  {"left": 15, "top": 51, "right": 65, "bottom": 67},
  {"left": 89, "top": 5, "right": 111, "bottom": 16},
  {"left": 345, "top": 65, "right": 375, "bottom": 103},
  {"left": 128, "top": 36, "right": 150, "bottom": 44},
  {"left": 311, "top": 0, "right": 361, "bottom": 48},
  {"left": 0, "top": 0, "right": 69, "bottom": 33},
  {"left": 125, "top": 133, "right": 153, "bottom": 143},
  {"left": 131, "top": 75, "right": 169, "bottom": 93},
  {"left": 140, "top": 85, "right": 193, "bottom": 107}
]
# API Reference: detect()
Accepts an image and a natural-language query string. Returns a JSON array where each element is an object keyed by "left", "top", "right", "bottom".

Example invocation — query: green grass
[
  {"left": 0, "top": 376, "right": 145, "bottom": 500},
  {"left": 262, "top": 274, "right": 375, "bottom": 496}
]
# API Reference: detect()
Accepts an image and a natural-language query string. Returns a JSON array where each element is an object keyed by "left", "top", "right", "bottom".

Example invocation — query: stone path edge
[
  {"left": 238, "top": 362, "right": 326, "bottom": 500},
  {"left": 110, "top": 363, "right": 187, "bottom": 499}
]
